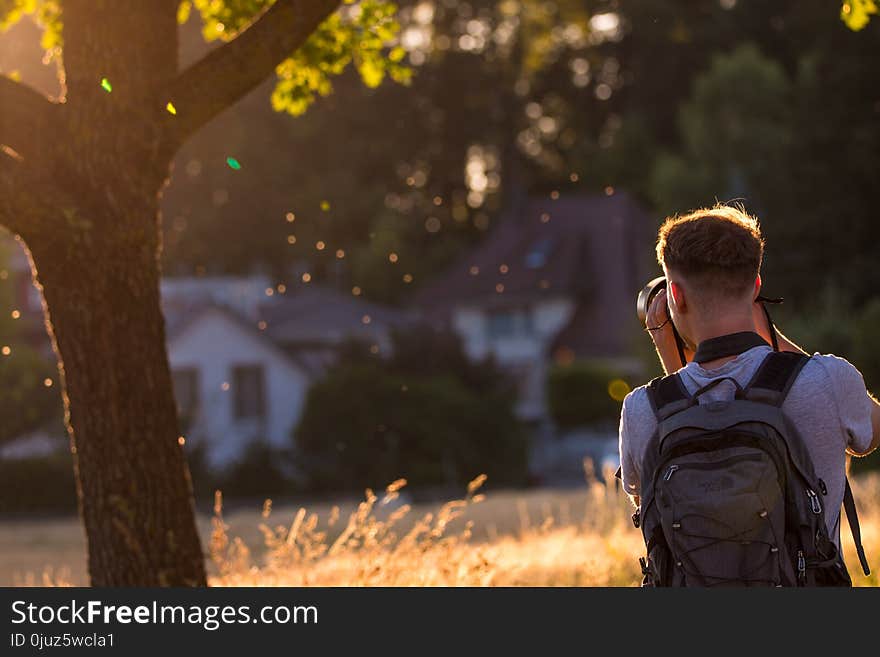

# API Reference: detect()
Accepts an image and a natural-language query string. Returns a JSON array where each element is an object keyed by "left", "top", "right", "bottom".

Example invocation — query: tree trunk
[
  {"left": 1, "top": 0, "right": 344, "bottom": 587},
  {"left": 24, "top": 194, "right": 206, "bottom": 586}
]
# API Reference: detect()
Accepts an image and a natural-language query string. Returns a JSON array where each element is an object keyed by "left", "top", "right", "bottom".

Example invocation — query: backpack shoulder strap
[
  {"left": 745, "top": 351, "right": 871, "bottom": 575},
  {"left": 742, "top": 351, "right": 810, "bottom": 406},
  {"left": 844, "top": 477, "right": 871, "bottom": 576},
  {"left": 646, "top": 373, "right": 690, "bottom": 421}
]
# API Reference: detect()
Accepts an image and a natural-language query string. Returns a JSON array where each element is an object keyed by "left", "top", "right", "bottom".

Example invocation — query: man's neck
[{"left": 689, "top": 314, "right": 758, "bottom": 369}]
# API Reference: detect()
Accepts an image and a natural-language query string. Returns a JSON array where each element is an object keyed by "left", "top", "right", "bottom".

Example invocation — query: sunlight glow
[{"left": 589, "top": 13, "right": 621, "bottom": 42}]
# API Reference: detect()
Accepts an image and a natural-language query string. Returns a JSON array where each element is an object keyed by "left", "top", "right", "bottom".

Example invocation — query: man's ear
[
  {"left": 754, "top": 274, "right": 762, "bottom": 300},
  {"left": 669, "top": 280, "right": 687, "bottom": 312}
]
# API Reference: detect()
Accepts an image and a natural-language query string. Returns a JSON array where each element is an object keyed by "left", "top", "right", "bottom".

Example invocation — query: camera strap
[
  {"left": 673, "top": 297, "right": 783, "bottom": 368},
  {"left": 671, "top": 325, "right": 688, "bottom": 368},
  {"left": 692, "top": 331, "right": 772, "bottom": 364},
  {"left": 757, "top": 297, "right": 782, "bottom": 351}
]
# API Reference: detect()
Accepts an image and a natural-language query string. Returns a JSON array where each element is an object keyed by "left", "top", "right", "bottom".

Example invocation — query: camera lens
[{"left": 636, "top": 276, "right": 667, "bottom": 325}]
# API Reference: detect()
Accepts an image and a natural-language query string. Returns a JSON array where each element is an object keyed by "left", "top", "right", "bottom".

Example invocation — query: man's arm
[
  {"left": 849, "top": 392, "right": 880, "bottom": 457},
  {"left": 754, "top": 302, "right": 880, "bottom": 455}
]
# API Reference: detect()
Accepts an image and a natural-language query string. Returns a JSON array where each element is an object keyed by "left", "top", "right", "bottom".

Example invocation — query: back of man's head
[{"left": 656, "top": 205, "right": 764, "bottom": 308}]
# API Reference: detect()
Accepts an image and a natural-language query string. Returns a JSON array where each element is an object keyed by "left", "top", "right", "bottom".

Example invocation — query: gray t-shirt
[{"left": 618, "top": 345, "right": 874, "bottom": 544}]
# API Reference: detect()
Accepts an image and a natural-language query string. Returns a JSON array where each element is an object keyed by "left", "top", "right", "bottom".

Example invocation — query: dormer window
[
  {"left": 524, "top": 237, "right": 555, "bottom": 269},
  {"left": 487, "top": 308, "right": 533, "bottom": 338}
]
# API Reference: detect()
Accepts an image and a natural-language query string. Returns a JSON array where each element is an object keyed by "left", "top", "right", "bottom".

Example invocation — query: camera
[
  {"left": 636, "top": 276, "right": 668, "bottom": 326},
  {"left": 636, "top": 275, "right": 687, "bottom": 367}
]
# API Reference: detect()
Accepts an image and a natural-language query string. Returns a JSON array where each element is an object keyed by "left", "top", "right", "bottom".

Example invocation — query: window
[
  {"left": 524, "top": 237, "right": 555, "bottom": 270},
  {"left": 232, "top": 364, "right": 266, "bottom": 420},
  {"left": 487, "top": 311, "right": 516, "bottom": 338},
  {"left": 172, "top": 368, "right": 200, "bottom": 429},
  {"left": 487, "top": 308, "right": 533, "bottom": 338}
]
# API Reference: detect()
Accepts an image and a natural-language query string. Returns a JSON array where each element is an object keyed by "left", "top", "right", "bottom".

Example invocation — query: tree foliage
[
  {"left": 0, "top": 245, "right": 62, "bottom": 444},
  {"left": 295, "top": 329, "right": 527, "bottom": 491},
  {"left": 546, "top": 361, "right": 627, "bottom": 430},
  {"left": 841, "top": 0, "right": 877, "bottom": 30},
  {"left": 181, "top": 0, "right": 410, "bottom": 116},
  {"left": 1, "top": 0, "right": 409, "bottom": 115},
  {"left": 649, "top": 44, "right": 793, "bottom": 216}
]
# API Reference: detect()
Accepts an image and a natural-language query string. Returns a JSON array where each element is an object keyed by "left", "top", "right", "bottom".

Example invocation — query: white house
[
  {"left": 417, "top": 192, "right": 654, "bottom": 421},
  {"left": 166, "top": 304, "right": 310, "bottom": 471},
  {"left": 161, "top": 276, "right": 414, "bottom": 471}
]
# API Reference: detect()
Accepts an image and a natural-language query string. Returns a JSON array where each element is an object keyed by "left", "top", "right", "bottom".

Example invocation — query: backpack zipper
[
  {"left": 661, "top": 453, "right": 764, "bottom": 483},
  {"left": 797, "top": 550, "right": 806, "bottom": 582},
  {"left": 806, "top": 488, "right": 822, "bottom": 514}
]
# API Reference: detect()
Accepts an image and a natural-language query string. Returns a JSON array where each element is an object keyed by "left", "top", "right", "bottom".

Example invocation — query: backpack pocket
[{"left": 656, "top": 448, "right": 792, "bottom": 586}]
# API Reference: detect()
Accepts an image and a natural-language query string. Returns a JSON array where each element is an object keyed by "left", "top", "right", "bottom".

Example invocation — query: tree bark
[{"left": 23, "top": 193, "right": 207, "bottom": 586}]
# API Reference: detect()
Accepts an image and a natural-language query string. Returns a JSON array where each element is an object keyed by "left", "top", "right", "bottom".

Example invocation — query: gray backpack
[{"left": 634, "top": 351, "right": 870, "bottom": 587}]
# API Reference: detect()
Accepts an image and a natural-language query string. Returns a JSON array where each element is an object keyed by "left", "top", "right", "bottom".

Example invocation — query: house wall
[
  {"left": 451, "top": 297, "right": 576, "bottom": 419},
  {"left": 168, "top": 309, "right": 310, "bottom": 471}
]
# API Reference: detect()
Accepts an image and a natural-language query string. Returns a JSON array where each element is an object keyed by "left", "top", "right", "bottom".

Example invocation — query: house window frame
[
  {"left": 171, "top": 367, "right": 201, "bottom": 430},
  {"left": 487, "top": 307, "right": 534, "bottom": 339},
  {"left": 231, "top": 363, "right": 267, "bottom": 421}
]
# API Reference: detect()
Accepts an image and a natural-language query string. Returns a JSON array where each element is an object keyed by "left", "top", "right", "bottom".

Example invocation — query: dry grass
[{"left": 5, "top": 468, "right": 880, "bottom": 587}]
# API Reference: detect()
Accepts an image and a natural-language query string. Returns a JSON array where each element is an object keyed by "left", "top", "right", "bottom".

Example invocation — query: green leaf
[
  {"left": 388, "top": 46, "right": 406, "bottom": 63},
  {"left": 841, "top": 0, "right": 878, "bottom": 31},
  {"left": 1, "top": 1, "right": 61, "bottom": 53},
  {"left": 0, "top": 0, "right": 35, "bottom": 30},
  {"left": 191, "top": 0, "right": 275, "bottom": 42},
  {"left": 356, "top": 55, "right": 385, "bottom": 88},
  {"left": 177, "top": 0, "right": 192, "bottom": 25},
  {"left": 269, "top": 1, "right": 409, "bottom": 117}
]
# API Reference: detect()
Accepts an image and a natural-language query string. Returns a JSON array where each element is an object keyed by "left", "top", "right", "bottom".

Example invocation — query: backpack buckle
[{"left": 632, "top": 509, "right": 641, "bottom": 529}]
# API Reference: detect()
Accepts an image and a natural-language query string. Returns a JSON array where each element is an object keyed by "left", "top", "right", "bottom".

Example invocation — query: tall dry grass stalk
[
  {"left": 20, "top": 471, "right": 879, "bottom": 587},
  {"left": 209, "top": 467, "right": 880, "bottom": 587},
  {"left": 211, "top": 462, "right": 880, "bottom": 586}
]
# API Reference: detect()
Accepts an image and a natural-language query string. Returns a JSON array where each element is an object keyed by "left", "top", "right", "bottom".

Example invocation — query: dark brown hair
[{"left": 656, "top": 205, "right": 764, "bottom": 299}]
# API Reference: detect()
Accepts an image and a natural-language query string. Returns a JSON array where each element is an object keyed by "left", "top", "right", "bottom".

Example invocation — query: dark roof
[
  {"left": 258, "top": 284, "right": 416, "bottom": 345},
  {"left": 164, "top": 301, "right": 304, "bottom": 369},
  {"left": 416, "top": 192, "right": 655, "bottom": 359},
  {"left": 163, "top": 298, "right": 213, "bottom": 342}
]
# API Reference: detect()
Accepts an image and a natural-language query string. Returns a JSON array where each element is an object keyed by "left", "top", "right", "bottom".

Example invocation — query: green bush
[
  {"left": 185, "top": 441, "right": 297, "bottom": 502},
  {"left": 295, "top": 328, "right": 527, "bottom": 492},
  {"left": 0, "top": 346, "right": 63, "bottom": 445},
  {"left": 547, "top": 362, "right": 628, "bottom": 429}
]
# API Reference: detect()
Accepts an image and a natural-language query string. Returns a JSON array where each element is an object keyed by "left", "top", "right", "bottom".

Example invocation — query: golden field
[{"left": 3, "top": 469, "right": 879, "bottom": 587}]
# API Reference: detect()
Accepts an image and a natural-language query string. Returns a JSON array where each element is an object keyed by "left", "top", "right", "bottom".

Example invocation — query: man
[{"left": 618, "top": 204, "right": 880, "bottom": 550}]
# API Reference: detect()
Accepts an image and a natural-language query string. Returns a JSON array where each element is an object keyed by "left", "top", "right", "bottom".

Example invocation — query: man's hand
[{"left": 646, "top": 288, "right": 691, "bottom": 374}]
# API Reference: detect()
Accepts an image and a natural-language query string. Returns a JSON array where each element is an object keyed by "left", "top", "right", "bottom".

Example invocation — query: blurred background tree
[
  {"left": 140, "top": 1, "right": 880, "bottom": 312},
  {"left": 547, "top": 361, "right": 628, "bottom": 430},
  {"left": 0, "top": 244, "right": 62, "bottom": 445},
  {"left": 295, "top": 329, "right": 527, "bottom": 491}
]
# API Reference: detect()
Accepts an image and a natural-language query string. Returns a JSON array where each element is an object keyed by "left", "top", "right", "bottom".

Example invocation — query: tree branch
[
  {"left": 165, "top": 0, "right": 341, "bottom": 144},
  {"left": 0, "top": 76, "right": 58, "bottom": 161}
]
